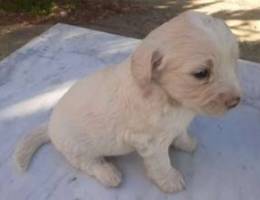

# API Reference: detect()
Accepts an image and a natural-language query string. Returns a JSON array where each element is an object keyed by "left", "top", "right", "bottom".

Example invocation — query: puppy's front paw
[
  {"left": 182, "top": 136, "right": 197, "bottom": 153},
  {"left": 156, "top": 169, "right": 185, "bottom": 193},
  {"left": 173, "top": 134, "right": 198, "bottom": 153}
]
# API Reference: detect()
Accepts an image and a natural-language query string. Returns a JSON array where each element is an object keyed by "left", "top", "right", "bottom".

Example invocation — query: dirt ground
[{"left": 0, "top": 0, "right": 260, "bottom": 62}]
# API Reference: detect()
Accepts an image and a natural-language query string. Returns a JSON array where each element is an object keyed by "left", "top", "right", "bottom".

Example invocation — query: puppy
[{"left": 14, "top": 11, "right": 241, "bottom": 193}]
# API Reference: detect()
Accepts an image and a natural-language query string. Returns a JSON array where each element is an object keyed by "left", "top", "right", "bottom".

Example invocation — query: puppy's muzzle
[
  {"left": 219, "top": 93, "right": 241, "bottom": 109},
  {"left": 225, "top": 96, "right": 240, "bottom": 109}
]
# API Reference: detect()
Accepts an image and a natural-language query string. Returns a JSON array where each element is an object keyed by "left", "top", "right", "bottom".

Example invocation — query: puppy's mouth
[
  {"left": 200, "top": 100, "right": 239, "bottom": 116},
  {"left": 201, "top": 105, "right": 227, "bottom": 116}
]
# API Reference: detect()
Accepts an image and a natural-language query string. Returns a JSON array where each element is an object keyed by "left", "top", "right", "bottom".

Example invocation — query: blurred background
[{"left": 0, "top": 0, "right": 259, "bottom": 62}]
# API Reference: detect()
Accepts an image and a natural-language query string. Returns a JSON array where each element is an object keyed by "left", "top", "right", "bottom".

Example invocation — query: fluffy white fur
[{"left": 14, "top": 11, "right": 241, "bottom": 193}]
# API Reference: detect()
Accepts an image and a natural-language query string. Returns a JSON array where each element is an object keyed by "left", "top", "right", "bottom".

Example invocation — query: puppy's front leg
[
  {"left": 129, "top": 134, "right": 185, "bottom": 193},
  {"left": 173, "top": 132, "right": 197, "bottom": 153},
  {"left": 144, "top": 149, "right": 186, "bottom": 193}
]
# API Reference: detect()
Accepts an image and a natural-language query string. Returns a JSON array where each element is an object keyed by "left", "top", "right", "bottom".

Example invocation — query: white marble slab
[{"left": 0, "top": 23, "right": 260, "bottom": 200}]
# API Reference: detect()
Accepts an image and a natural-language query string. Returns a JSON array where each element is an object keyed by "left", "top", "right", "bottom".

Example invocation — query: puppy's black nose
[{"left": 226, "top": 96, "right": 240, "bottom": 109}]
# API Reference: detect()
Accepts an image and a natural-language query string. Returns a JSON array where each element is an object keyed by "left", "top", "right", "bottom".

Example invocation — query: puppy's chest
[{"left": 153, "top": 107, "right": 194, "bottom": 135}]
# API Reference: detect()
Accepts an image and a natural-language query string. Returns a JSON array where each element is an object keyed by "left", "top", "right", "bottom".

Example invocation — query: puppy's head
[{"left": 131, "top": 11, "right": 241, "bottom": 116}]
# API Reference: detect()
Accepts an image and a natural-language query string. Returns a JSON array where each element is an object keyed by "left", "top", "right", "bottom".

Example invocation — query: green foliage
[{"left": 0, "top": 0, "right": 54, "bottom": 15}]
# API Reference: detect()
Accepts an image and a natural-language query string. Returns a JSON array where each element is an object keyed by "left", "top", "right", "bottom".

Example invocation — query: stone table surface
[{"left": 0, "top": 23, "right": 260, "bottom": 200}]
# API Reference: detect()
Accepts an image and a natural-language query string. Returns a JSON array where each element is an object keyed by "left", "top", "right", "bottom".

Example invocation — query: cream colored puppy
[{"left": 14, "top": 11, "right": 241, "bottom": 193}]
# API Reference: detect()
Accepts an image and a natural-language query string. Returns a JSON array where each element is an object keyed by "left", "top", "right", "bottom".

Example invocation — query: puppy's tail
[{"left": 14, "top": 124, "right": 50, "bottom": 172}]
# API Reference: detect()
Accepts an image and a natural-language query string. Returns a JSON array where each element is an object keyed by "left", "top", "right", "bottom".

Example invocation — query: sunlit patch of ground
[
  {"left": 190, "top": 0, "right": 260, "bottom": 42},
  {"left": 181, "top": 0, "right": 260, "bottom": 62}
]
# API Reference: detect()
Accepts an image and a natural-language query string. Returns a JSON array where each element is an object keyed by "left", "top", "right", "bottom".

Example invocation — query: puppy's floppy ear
[{"left": 131, "top": 43, "right": 163, "bottom": 93}]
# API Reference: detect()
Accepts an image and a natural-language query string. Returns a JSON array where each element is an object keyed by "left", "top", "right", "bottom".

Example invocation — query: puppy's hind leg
[
  {"left": 91, "top": 158, "right": 122, "bottom": 187},
  {"left": 69, "top": 156, "right": 122, "bottom": 187}
]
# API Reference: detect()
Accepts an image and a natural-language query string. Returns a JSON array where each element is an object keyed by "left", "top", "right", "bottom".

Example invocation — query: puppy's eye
[{"left": 192, "top": 68, "right": 210, "bottom": 80}]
